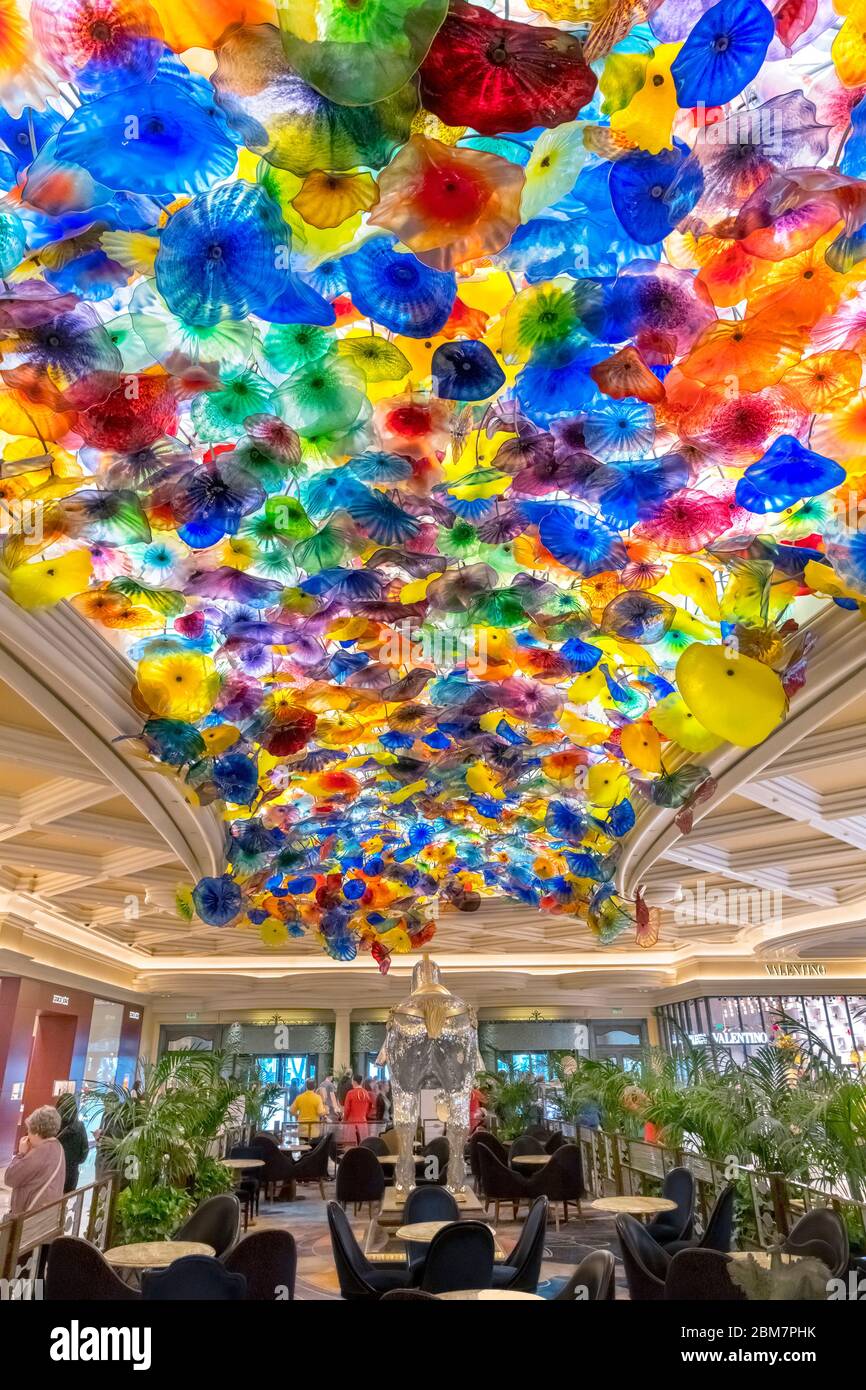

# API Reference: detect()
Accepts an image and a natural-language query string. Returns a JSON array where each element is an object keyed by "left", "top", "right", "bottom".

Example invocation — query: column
[{"left": 333, "top": 1008, "right": 351, "bottom": 1073}]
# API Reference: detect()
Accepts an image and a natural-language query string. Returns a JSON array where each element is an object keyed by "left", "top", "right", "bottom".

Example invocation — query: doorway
[{"left": 20, "top": 1011, "right": 77, "bottom": 1134}]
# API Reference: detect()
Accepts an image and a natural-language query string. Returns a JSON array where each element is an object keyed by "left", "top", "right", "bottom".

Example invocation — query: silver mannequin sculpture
[{"left": 376, "top": 954, "right": 482, "bottom": 1194}]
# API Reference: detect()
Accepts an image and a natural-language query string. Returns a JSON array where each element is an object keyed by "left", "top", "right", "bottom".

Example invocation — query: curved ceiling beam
[
  {"left": 617, "top": 606, "right": 866, "bottom": 901},
  {"left": 0, "top": 583, "right": 225, "bottom": 883}
]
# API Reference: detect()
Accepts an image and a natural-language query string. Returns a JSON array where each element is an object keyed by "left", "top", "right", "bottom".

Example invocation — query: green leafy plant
[
  {"left": 479, "top": 1066, "right": 537, "bottom": 1140},
  {"left": 241, "top": 1063, "right": 283, "bottom": 1133},
  {"left": 113, "top": 1184, "right": 194, "bottom": 1244},
  {"left": 191, "top": 1154, "right": 235, "bottom": 1203}
]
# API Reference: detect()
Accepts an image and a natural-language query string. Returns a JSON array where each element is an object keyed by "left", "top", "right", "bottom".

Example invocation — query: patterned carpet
[{"left": 250, "top": 1178, "right": 628, "bottom": 1300}]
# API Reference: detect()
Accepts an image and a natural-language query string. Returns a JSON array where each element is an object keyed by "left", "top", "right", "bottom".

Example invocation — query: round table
[
  {"left": 729, "top": 1250, "right": 811, "bottom": 1269},
  {"left": 510, "top": 1154, "right": 551, "bottom": 1167},
  {"left": 590, "top": 1195, "right": 677, "bottom": 1223},
  {"left": 395, "top": 1221, "right": 496, "bottom": 1244},
  {"left": 281, "top": 1144, "right": 311, "bottom": 1153},
  {"left": 104, "top": 1240, "right": 214, "bottom": 1269},
  {"left": 437, "top": 1289, "right": 543, "bottom": 1301},
  {"left": 379, "top": 1154, "right": 424, "bottom": 1166},
  {"left": 221, "top": 1157, "right": 265, "bottom": 1170}
]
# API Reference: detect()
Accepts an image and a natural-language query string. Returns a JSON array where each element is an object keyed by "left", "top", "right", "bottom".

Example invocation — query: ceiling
[{"left": 2, "top": 598, "right": 866, "bottom": 1011}]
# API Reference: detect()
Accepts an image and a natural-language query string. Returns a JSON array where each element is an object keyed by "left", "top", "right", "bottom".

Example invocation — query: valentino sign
[
  {"left": 688, "top": 1029, "right": 768, "bottom": 1047},
  {"left": 763, "top": 963, "right": 828, "bottom": 978}
]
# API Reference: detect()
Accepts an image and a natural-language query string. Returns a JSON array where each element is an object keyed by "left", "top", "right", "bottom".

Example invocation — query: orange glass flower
[
  {"left": 292, "top": 170, "right": 379, "bottom": 229},
  {"left": 369, "top": 135, "right": 525, "bottom": 271},
  {"left": 680, "top": 306, "right": 808, "bottom": 393},
  {"left": 781, "top": 350, "right": 863, "bottom": 413},
  {"left": 589, "top": 346, "right": 666, "bottom": 403}
]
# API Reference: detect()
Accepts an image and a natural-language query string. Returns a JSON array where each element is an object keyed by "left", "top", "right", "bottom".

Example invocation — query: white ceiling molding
[
  {"left": 0, "top": 581, "right": 224, "bottom": 881},
  {"left": 617, "top": 606, "right": 866, "bottom": 901}
]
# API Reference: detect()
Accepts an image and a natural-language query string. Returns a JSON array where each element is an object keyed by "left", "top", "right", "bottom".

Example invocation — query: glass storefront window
[
  {"left": 496, "top": 1051, "right": 550, "bottom": 1078},
  {"left": 659, "top": 995, "right": 866, "bottom": 1068}
]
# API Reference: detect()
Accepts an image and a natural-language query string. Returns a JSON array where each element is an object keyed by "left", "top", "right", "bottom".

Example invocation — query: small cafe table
[
  {"left": 437, "top": 1289, "right": 544, "bottom": 1301},
  {"left": 590, "top": 1195, "right": 676, "bottom": 1223},
  {"left": 104, "top": 1240, "right": 214, "bottom": 1269}
]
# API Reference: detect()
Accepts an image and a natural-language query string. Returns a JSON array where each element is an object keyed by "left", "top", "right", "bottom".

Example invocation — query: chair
[
  {"left": 666, "top": 1183, "right": 737, "bottom": 1257},
  {"left": 492, "top": 1195, "right": 548, "bottom": 1292},
  {"left": 381, "top": 1127, "right": 401, "bottom": 1155},
  {"left": 336, "top": 1145, "right": 386, "bottom": 1216},
  {"left": 381, "top": 1288, "right": 441, "bottom": 1301},
  {"left": 239, "top": 1134, "right": 299, "bottom": 1200},
  {"left": 470, "top": 1131, "right": 510, "bottom": 1195},
  {"left": 616, "top": 1214, "right": 671, "bottom": 1301},
  {"left": 402, "top": 1186, "right": 459, "bottom": 1273},
  {"left": 420, "top": 1135, "right": 450, "bottom": 1185},
  {"left": 327, "top": 1201, "right": 410, "bottom": 1301},
  {"left": 290, "top": 1132, "right": 334, "bottom": 1200},
  {"left": 142, "top": 1255, "right": 246, "bottom": 1301},
  {"left": 222, "top": 1230, "right": 297, "bottom": 1300},
  {"left": 551, "top": 1248, "right": 617, "bottom": 1301},
  {"left": 45, "top": 1236, "right": 141, "bottom": 1301},
  {"left": 665, "top": 1249, "right": 747, "bottom": 1301},
  {"left": 645, "top": 1167, "right": 695, "bottom": 1248},
  {"left": 510, "top": 1135, "right": 546, "bottom": 1161},
  {"left": 173, "top": 1193, "right": 240, "bottom": 1258},
  {"left": 544, "top": 1131, "right": 567, "bottom": 1154},
  {"left": 477, "top": 1143, "right": 532, "bottom": 1222},
  {"left": 419, "top": 1222, "right": 495, "bottom": 1295},
  {"left": 527, "top": 1144, "right": 585, "bottom": 1229},
  {"left": 360, "top": 1135, "right": 388, "bottom": 1156},
  {"left": 784, "top": 1208, "right": 849, "bottom": 1278}
]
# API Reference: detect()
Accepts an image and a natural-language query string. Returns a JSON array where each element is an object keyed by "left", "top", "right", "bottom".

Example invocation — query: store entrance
[
  {"left": 20, "top": 1011, "right": 77, "bottom": 1137},
  {"left": 250, "top": 1053, "right": 318, "bottom": 1131}
]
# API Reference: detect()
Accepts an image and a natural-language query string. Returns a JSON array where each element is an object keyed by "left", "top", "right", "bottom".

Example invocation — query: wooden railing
[
  {"left": 573, "top": 1126, "right": 866, "bottom": 1249},
  {"left": 0, "top": 1173, "right": 118, "bottom": 1294}
]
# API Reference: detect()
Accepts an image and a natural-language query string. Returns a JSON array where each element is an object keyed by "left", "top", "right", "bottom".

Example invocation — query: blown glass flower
[
  {"left": 370, "top": 135, "right": 525, "bottom": 271},
  {"left": 419, "top": 1, "right": 596, "bottom": 135}
]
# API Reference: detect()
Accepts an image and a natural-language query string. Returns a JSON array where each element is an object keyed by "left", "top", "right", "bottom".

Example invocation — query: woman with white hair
[{"left": 3, "top": 1105, "right": 65, "bottom": 1216}]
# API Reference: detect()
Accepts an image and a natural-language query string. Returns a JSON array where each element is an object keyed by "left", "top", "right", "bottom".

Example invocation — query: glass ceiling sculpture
[{"left": 1, "top": 0, "right": 864, "bottom": 968}]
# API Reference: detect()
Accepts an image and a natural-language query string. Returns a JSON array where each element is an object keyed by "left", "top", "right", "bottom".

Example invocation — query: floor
[
  {"left": 1, "top": 1155, "right": 628, "bottom": 1298},
  {"left": 251, "top": 1177, "right": 627, "bottom": 1299}
]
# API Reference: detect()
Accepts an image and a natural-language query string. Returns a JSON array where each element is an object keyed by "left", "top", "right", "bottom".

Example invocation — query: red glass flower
[
  {"left": 370, "top": 135, "right": 524, "bottom": 270},
  {"left": 76, "top": 373, "right": 178, "bottom": 451},
  {"left": 418, "top": 1, "right": 597, "bottom": 136}
]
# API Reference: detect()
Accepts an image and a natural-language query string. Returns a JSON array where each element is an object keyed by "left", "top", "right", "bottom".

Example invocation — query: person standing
[
  {"left": 290, "top": 1079, "right": 326, "bottom": 1140},
  {"left": 317, "top": 1073, "right": 341, "bottom": 1122},
  {"left": 56, "top": 1094, "right": 90, "bottom": 1193},
  {"left": 3, "top": 1106, "right": 65, "bottom": 1215},
  {"left": 342, "top": 1074, "right": 372, "bottom": 1141}
]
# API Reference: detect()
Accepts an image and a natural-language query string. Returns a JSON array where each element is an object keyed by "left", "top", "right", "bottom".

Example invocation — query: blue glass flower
[
  {"left": 55, "top": 80, "right": 238, "bottom": 196},
  {"left": 155, "top": 184, "right": 293, "bottom": 327},
  {"left": 735, "top": 435, "right": 846, "bottom": 512},
  {"left": 538, "top": 506, "right": 629, "bottom": 575},
  {"left": 340, "top": 238, "right": 456, "bottom": 338},
  {"left": 213, "top": 753, "right": 259, "bottom": 806},
  {"left": 591, "top": 454, "right": 690, "bottom": 528},
  {"left": 432, "top": 340, "right": 506, "bottom": 400},
  {"left": 671, "top": 0, "right": 775, "bottom": 107},
  {"left": 608, "top": 143, "right": 704, "bottom": 245},
  {"left": 600, "top": 591, "right": 675, "bottom": 643},
  {"left": 193, "top": 874, "right": 243, "bottom": 926}
]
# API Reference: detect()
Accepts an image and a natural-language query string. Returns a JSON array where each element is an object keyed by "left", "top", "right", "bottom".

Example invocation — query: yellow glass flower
[
  {"left": 136, "top": 650, "right": 221, "bottom": 721},
  {"left": 292, "top": 170, "right": 379, "bottom": 229},
  {"left": 7, "top": 549, "right": 93, "bottom": 609}
]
